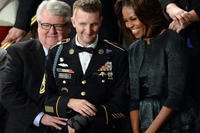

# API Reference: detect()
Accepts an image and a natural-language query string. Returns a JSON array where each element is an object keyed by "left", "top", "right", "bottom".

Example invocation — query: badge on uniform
[
  {"left": 97, "top": 61, "right": 113, "bottom": 80},
  {"left": 98, "top": 61, "right": 112, "bottom": 71},
  {"left": 98, "top": 71, "right": 106, "bottom": 77},
  {"left": 59, "top": 57, "right": 64, "bottom": 62},
  {"left": 58, "top": 73, "right": 71, "bottom": 79},
  {"left": 58, "top": 63, "right": 68, "bottom": 67},
  {"left": 106, "top": 49, "right": 112, "bottom": 54},
  {"left": 98, "top": 49, "right": 104, "bottom": 54},
  {"left": 57, "top": 68, "right": 75, "bottom": 73},
  {"left": 107, "top": 72, "right": 113, "bottom": 80}
]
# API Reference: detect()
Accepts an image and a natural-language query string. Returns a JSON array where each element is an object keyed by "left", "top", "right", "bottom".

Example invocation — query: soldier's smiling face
[{"left": 71, "top": 8, "right": 103, "bottom": 46}]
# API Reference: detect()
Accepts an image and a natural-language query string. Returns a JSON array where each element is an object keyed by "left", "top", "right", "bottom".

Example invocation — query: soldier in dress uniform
[{"left": 40, "top": 0, "right": 129, "bottom": 133}]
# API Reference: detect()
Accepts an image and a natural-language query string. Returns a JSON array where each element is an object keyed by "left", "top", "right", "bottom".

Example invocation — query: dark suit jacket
[
  {"left": 40, "top": 38, "right": 129, "bottom": 133},
  {"left": 15, "top": 0, "right": 42, "bottom": 31},
  {"left": 129, "top": 30, "right": 194, "bottom": 111},
  {"left": 0, "top": 49, "right": 8, "bottom": 132},
  {"left": 160, "top": 0, "right": 200, "bottom": 103},
  {"left": 0, "top": 40, "right": 49, "bottom": 133}
]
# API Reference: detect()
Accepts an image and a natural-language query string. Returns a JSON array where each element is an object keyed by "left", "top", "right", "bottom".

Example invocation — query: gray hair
[
  {"left": 36, "top": 0, "right": 71, "bottom": 23},
  {"left": 73, "top": 0, "right": 102, "bottom": 15}
]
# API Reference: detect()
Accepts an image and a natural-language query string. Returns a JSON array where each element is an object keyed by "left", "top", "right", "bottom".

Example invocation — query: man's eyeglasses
[{"left": 38, "top": 21, "right": 67, "bottom": 31}]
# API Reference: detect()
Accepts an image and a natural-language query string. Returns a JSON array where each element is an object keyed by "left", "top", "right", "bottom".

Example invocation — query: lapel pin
[{"left": 98, "top": 49, "right": 104, "bottom": 54}]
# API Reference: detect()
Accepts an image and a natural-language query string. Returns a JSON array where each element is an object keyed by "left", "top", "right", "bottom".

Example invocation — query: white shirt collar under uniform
[
  {"left": 75, "top": 35, "right": 98, "bottom": 74},
  {"left": 75, "top": 35, "right": 98, "bottom": 49}
]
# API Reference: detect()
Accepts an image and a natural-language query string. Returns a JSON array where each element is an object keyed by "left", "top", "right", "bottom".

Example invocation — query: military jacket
[{"left": 40, "top": 38, "right": 129, "bottom": 133}]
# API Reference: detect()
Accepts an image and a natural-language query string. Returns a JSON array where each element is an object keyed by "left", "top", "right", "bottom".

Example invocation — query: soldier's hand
[
  {"left": 67, "top": 98, "right": 97, "bottom": 117},
  {"left": 41, "top": 114, "right": 67, "bottom": 130}
]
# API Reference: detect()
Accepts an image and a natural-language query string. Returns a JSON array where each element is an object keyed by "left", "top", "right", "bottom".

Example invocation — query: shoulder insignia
[
  {"left": 39, "top": 74, "right": 46, "bottom": 94},
  {"left": 50, "top": 38, "right": 70, "bottom": 49},
  {"left": 104, "top": 39, "right": 125, "bottom": 51}
]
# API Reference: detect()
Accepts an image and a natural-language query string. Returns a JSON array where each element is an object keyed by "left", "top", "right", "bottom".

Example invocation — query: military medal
[
  {"left": 105, "top": 61, "right": 112, "bottom": 71},
  {"left": 58, "top": 63, "right": 68, "bottom": 67},
  {"left": 107, "top": 72, "right": 113, "bottom": 80},
  {"left": 59, "top": 57, "right": 64, "bottom": 62},
  {"left": 99, "top": 72, "right": 106, "bottom": 77}
]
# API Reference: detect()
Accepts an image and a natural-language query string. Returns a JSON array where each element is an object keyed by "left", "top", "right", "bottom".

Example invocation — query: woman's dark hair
[
  {"left": 114, "top": 0, "right": 168, "bottom": 39},
  {"left": 114, "top": 0, "right": 135, "bottom": 43},
  {"left": 131, "top": 0, "right": 168, "bottom": 38}
]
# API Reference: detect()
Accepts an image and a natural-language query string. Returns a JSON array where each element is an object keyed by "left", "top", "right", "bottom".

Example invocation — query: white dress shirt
[{"left": 75, "top": 35, "right": 98, "bottom": 74}]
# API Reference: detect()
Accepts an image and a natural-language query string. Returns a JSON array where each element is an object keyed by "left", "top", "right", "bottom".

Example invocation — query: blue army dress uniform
[{"left": 40, "top": 38, "right": 129, "bottom": 133}]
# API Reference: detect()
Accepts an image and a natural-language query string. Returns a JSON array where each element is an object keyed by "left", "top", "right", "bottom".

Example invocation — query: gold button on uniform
[
  {"left": 62, "top": 80, "right": 66, "bottom": 84},
  {"left": 81, "top": 91, "right": 86, "bottom": 96},
  {"left": 101, "top": 80, "right": 105, "bottom": 83},
  {"left": 81, "top": 80, "right": 86, "bottom": 85}
]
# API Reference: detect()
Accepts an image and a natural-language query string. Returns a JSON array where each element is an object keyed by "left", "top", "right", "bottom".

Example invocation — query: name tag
[{"left": 58, "top": 73, "right": 71, "bottom": 79}]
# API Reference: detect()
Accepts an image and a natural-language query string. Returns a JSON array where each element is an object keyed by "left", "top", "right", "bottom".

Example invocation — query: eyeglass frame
[{"left": 37, "top": 20, "right": 67, "bottom": 31}]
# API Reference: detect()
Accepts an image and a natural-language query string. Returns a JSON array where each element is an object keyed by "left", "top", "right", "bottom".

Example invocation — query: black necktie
[{"left": 76, "top": 45, "right": 94, "bottom": 54}]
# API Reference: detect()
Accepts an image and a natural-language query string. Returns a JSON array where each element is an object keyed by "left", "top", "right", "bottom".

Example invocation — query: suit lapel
[{"left": 29, "top": 40, "right": 46, "bottom": 78}]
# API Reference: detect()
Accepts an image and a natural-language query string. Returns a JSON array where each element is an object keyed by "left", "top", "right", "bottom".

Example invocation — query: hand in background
[
  {"left": 166, "top": 3, "right": 197, "bottom": 33},
  {"left": 169, "top": 20, "right": 184, "bottom": 33},
  {"left": 1, "top": 27, "right": 27, "bottom": 45},
  {"left": 166, "top": 3, "right": 190, "bottom": 22}
]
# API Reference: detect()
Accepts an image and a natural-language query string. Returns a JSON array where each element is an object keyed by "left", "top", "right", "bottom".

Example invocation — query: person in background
[
  {"left": 1, "top": 0, "right": 42, "bottom": 45},
  {"left": 39, "top": 0, "right": 129, "bottom": 132},
  {"left": 0, "top": 0, "right": 19, "bottom": 44},
  {"left": 159, "top": 1, "right": 200, "bottom": 132},
  {"left": 115, "top": 0, "right": 196, "bottom": 132},
  {"left": 0, "top": 1, "right": 72, "bottom": 133}
]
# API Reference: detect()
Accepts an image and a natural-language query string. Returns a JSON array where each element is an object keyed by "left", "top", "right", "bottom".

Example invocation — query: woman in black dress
[{"left": 115, "top": 0, "right": 196, "bottom": 132}]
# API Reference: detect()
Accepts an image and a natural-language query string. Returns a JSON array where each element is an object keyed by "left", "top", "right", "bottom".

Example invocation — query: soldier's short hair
[{"left": 73, "top": 0, "right": 102, "bottom": 15}]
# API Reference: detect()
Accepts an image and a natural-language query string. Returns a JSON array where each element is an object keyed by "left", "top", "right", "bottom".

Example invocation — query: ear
[
  {"left": 100, "top": 16, "right": 103, "bottom": 23},
  {"left": 71, "top": 16, "right": 76, "bottom": 28},
  {"left": 65, "top": 23, "right": 72, "bottom": 35},
  {"left": 99, "top": 16, "right": 103, "bottom": 26}
]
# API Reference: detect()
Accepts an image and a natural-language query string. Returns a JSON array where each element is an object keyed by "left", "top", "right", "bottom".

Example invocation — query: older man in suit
[{"left": 0, "top": 1, "right": 72, "bottom": 133}]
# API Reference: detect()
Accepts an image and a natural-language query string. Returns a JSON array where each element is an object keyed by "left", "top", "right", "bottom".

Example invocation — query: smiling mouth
[{"left": 131, "top": 29, "right": 139, "bottom": 34}]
